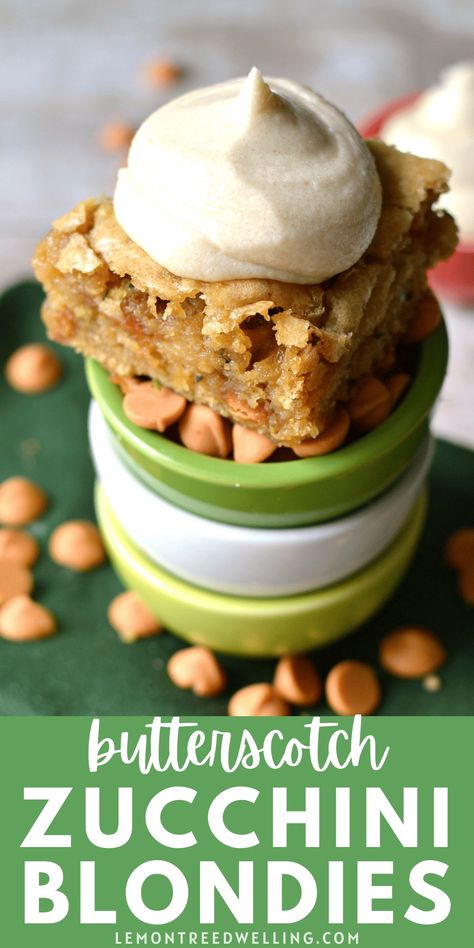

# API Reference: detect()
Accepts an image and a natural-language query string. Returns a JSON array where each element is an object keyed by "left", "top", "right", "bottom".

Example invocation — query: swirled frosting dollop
[
  {"left": 114, "top": 68, "right": 382, "bottom": 284},
  {"left": 382, "top": 62, "right": 474, "bottom": 240}
]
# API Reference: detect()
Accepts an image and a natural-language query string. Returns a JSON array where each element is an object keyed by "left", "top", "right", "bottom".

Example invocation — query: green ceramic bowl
[
  {"left": 96, "top": 485, "right": 426, "bottom": 657},
  {"left": 86, "top": 322, "right": 447, "bottom": 528}
]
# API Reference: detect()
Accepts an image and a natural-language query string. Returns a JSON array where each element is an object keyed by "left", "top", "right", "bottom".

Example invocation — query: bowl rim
[
  {"left": 86, "top": 321, "right": 448, "bottom": 491},
  {"left": 96, "top": 484, "right": 427, "bottom": 615},
  {"left": 90, "top": 398, "right": 433, "bottom": 544}
]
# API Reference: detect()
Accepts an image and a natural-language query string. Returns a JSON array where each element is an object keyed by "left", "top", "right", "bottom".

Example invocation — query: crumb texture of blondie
[{"left": 33, "top": 141, "right": 457, "bottom": 445}]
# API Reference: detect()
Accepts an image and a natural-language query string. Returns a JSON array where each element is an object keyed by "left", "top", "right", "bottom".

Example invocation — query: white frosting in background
[
  {"left": 382, "top": 62, "right": 474, "bottom": 241},
  {"left": 114, "top": 68, "right": 382, "bottom": 284}
]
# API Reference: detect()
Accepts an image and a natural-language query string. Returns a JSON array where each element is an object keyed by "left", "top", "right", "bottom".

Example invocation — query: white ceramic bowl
[{"left": 89, "top": 401, "right": 432, "bottom": 598}]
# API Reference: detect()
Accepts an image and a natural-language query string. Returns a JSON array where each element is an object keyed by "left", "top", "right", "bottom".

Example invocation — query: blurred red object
[{"left": 358, "top": 93, "right": 474, "bottom": 306}]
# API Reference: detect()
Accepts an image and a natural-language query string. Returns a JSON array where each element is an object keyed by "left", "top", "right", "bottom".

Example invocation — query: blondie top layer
[{"left": 33, "top": 141, "right": 457, "bottom": 446}]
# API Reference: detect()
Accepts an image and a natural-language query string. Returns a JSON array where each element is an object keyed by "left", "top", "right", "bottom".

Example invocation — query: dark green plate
[{"left": 0, "top": 281, "right": 473, "bottom": 715}]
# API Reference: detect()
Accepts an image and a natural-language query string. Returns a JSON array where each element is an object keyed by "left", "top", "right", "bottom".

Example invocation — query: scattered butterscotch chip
[
  {"left": 423, "top": 674, "right": 442, "bottom": 693},
  {"left": 325, "top": 660, "right": 381, "bottom": 715},
  {"left": 228, "top": 682, "right": 291, "bottom": 717},
  {"left": 402, "top": 291, "right": 441, "bottom": 344},
  {"left": 167, "top": 646, "right": 227, "bottom": 698},
  {"left": 123, "top": 381, "right": 187, "bottom": 432},
  {"left": 108, "top": 590, "right": 161, "bottom": 643},
  {"left": 179, "top": 404, "right": 232, "bottom": 458},
  {"left": 347, "top": 378, "right": 391, "bottom": 433},
  {"left": 0, "top": 529, "right": 39, "bottom": 567},
  {"left": 273, "top": 655, "right": 322, "bottom": 706},
  {"left": 0, "top": 477, "right": 48, "bottom": 526},
  {"left": 0, "top": 561, "right": 33, "bottom": 606},
  {"left": 143, "top": 58, "right": 182, "bottom": 88},
  {"left": 98, "top": 121, "right": 135, "bottom": 152},
  {"left": 387, "top": 372, "right": 411, "bottom": 408},
  {"left": 5, "top": 343, "right": 62, "bottom": 394},
  {"left": 458, "top": 566, "right": 474, "bottom": 606},
  {"left": 232, "top": 425, "right": 276, "bottom": 464},
  {"left": 379, "top": 627, "right": 446, "bottom": 679},
  {"left": 293, "top": 407, "right": 350, "bottom": 458},
  {"left": 445, "top": 528, "right": 474, "bottom": 570},
  {"left": 49, "top": 520, "right": 106, "bottom": 571},
  {"left": 0, "top": 594, "right": 56, "bottom": 642}
]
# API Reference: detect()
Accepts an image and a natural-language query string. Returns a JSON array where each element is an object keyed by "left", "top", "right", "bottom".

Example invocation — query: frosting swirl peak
[{"left": 114, "top": 69, "right": 382, "bottom": 284}]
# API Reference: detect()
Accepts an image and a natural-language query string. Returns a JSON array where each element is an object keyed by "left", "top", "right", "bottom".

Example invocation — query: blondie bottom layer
[{"left": 33, "top": 141, "right": 457, "bottom": 446}]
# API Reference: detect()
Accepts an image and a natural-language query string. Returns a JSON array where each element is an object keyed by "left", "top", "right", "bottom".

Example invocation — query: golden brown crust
[{"left": 33, "top": 141, "right": 457, "bottom": 445}]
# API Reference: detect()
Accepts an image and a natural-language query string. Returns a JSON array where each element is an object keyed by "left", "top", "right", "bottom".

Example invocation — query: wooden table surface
[{"left": 1, "top": 0, "right": 473, "bottom": 447}]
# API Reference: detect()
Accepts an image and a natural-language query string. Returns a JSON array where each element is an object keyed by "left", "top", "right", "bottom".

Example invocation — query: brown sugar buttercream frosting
[{"left": 114, "top": 67, "right": 382, "bottom": 285}]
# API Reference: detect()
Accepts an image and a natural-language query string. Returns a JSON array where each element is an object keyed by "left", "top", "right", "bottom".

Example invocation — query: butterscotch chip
[
  {"left": 0, "top": 477, "right": 48, "bottom": 526},
  {"left": 445, "top": 528, "right": 474, "bottom": 570},
  {"left": 110, "top": 374, "right": 143, "bottom": 395},
  {"left": 0, "top": 594, "right": 56, "bottom": 641},
  {"left": 402, "top": 291, "right": 441, "bottom": 344},
  {"left": 49, "top": 520, "right": 106, "bottom": 571},
  {"left": 5, "top": 343, "right": 62, "bottom": 394},
  {"left": 458, "top": 566, "right": 474, "bottom": 606},
  {"left": 108, "top": 590, "right": 161, "bottom": 642},
  {"left": 273, "top": 655, "right": 322, "bottom": 706},
  {"left": 98, "top": 121, "right": 135, "bottom": 152},
  {"left": 293, "top": 407, "right": 350, "bottom": 458},
  {"left": 228, "top": 682, "right": 291, "bottom": 717},
  {"left": 167, "top": 646, "right": 227, "bottom": 698},
  {"left": 355, "top": 403, "right": 391, "bottom": 433},
  {"left": 143, "top": 59, "right": 182, "bottom": 87},
  {"left": 376, "top": 349, "right": 396, "bottom": 374},
  {"left": 123, "top": 381, "right": 186, "bottom": 432},
  {"left": 0, "top": 561, "right": 33, "bottom": 606},
  {"left": 387, "top": 372, "right": 411, "bottom": 408},
  {"left": 232, "top": 425, "right": 276, "bottom": 464},
  {"left": 179, "top": 404, "right": 232, "bottom": 458},
  {"left": 0, "top": 529, "right": 39, "bottom": 567},
  {"left": 423, "top": 674, "right": 442, "bottom": 693},
  {"left": 379, "top": 627, "right": 447, "bottom": 679},
  {"left": 225, "top": 393, "right": 266, "bottom": 425},
  {"left": 325, "top": 660, "right": 381, "bottom": 715},
  {"left": 347, "top": 378, "right": 391, "bottom": 433}
]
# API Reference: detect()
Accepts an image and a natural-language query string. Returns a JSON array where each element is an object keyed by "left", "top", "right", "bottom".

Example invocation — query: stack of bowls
[{"left": 86, "top": 322, "right": 448, "bottom": 657}]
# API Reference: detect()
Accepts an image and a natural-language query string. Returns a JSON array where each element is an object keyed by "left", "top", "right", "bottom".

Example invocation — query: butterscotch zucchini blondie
[
  {"left": 33, "top": 141, "right": 455, "bottom": 446},
  {"left": 33, "top": 71, "right": 457, "bottom": 447}
]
